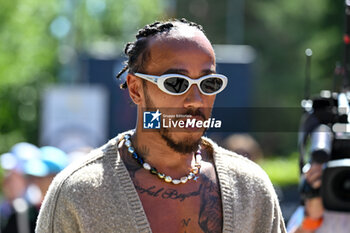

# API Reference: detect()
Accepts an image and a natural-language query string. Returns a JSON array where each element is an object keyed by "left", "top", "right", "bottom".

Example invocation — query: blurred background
[{"left": 0, "top": 0, "right": 347, "bottom": 227}]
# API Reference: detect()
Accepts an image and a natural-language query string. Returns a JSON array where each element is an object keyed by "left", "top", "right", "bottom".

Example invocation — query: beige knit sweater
[{"left": 36, "top": 131, "right": 286, "bottom": 233}]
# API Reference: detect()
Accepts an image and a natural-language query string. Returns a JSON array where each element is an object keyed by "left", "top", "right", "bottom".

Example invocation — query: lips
[
  {"left": 188, "top": 115, "right": 205, "bottom": 121},
  {"left": 184, "top": 116, "right": 205, "bottom": 130},
  {"left": 183, "top": 109, "right": 207, "bottom": 120}
]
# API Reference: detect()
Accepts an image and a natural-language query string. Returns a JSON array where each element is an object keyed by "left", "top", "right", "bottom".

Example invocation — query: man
[
  {"left": 36, "top": 19, "right": 286, "bottom": 233},
  {"left": 1, "top": 143, "right": 68, "bottom": 233},
  {"left": 1, "top": 142, "right": 39, "bottom": 233}
]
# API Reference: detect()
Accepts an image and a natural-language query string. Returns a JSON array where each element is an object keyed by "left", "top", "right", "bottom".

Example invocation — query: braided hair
[{"left": 116, "top": 18, "right": 204, "bottom": 89}]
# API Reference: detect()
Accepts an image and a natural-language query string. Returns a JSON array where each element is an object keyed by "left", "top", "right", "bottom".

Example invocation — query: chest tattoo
[
  {"left": 135, "top": 184, "right": 203, "bottom": 202},
  {"left": 198, "top": 175, "right": 222, "bottom": 233}
]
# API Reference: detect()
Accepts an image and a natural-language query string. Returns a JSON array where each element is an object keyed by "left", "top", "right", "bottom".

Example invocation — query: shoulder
[
  {"left": 201, "top": 137, "right": 286, "bottom": 232},
  {"left": 43, "top": 131, "right": 127, "bottom": 205},
  {"left": 202, "top": 136, "right": 275, "bottom": 193},
  {"left": 54, "top": 138, "right": 118, "bottom": 190},
  {"left": 36, "top": 133, "right": 127, "bottom": 232}
]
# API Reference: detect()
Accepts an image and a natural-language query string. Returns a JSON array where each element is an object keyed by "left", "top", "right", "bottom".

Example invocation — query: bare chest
[{"left": 134, "top": 175, "right": 223, "bottom": 233}]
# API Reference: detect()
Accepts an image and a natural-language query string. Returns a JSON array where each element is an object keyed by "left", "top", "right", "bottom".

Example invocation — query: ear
[{"left": 127, "top": 74, "right": 143, "bottom": 105}]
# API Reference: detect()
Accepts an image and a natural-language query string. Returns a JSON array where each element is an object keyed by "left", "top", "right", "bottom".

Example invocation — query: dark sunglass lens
[
  {"left": 164, "top": 77, "right": 189, "bottom": 94},
  {"left": 200, "top": 78, "right": 223, "bottom": 93}
]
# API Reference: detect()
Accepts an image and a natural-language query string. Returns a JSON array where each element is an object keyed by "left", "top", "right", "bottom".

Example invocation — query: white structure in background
[{"left": 40, "top": 85, "right": 108, "bottom": 153}]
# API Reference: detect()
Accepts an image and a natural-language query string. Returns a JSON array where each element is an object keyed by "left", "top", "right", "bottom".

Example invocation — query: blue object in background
[
  {"left": 24, "top": 146, "right": 69, "bottom": 177},
  {"left": 0, "top": 142, "right": 41, "bottom": 173}
]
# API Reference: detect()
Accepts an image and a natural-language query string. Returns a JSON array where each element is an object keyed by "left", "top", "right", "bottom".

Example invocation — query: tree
[{"left": 0, "top": 0, "right": 164, "bottom": 154}]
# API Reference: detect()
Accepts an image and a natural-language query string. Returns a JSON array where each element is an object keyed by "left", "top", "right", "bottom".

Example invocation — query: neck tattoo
[{"left": 123, "top": 134, "right": 202, "bottom": 184}]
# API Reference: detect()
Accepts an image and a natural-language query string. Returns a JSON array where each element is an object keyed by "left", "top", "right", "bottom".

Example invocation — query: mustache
[{"left": 177, "top": 109, "right": 207, "bottom": 121}]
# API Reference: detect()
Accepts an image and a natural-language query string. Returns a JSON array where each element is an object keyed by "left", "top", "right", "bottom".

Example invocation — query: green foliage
[
  {"left": 1, "top": 0, "right": 346, "bottom": 157},
  {"left": 175, "top": 0, "right": 345, "bottom": 154},
  {"left": 245, "top": 0, "right": 344, "bottom": 106},
  {"left": 74, "top": 0, "right": 165, "bottom": 50},
  {"left": 176, "top": 0, "right": 228, "bottom": 43},
  {"left": 0, "top": 0, "right": 164, "bottom": 154},
  {"left": 258, "top": 152, "right": 300, "bottom": 186},
  {"left": 245, "top": 0, "right": 344, "bottom": 154},
  {"left": 0, "top": 0, "right": 59, "bottom": 87},
  {"left": 0, "top": 0, "right": 59, "bottom": 153}
]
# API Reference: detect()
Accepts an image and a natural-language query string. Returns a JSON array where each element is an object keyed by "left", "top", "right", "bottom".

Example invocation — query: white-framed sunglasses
[{"left": 134, "top": 72, "right": 228, "bottom": 96}]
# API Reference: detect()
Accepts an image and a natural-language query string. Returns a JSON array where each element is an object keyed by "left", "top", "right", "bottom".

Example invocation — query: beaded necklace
[{"left": 123, "top": 134, "right": 202, "bottom": 184}]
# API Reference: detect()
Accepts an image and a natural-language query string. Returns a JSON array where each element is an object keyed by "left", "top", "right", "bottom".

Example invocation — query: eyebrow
[{"left": 162, "top": 68, "right": 216, "bottom": 76}]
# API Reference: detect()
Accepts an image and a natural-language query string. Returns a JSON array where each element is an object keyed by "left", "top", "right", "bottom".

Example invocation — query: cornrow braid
[{"left": 116, "top": 18, "right": 204, "bottom": 89}]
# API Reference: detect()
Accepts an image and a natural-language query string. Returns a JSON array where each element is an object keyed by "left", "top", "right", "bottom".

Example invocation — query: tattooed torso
[{"left": 120, "top": 142, "right": 223, "bottom": 233}]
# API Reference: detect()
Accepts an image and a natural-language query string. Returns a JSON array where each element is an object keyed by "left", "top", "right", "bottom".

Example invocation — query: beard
[
  {"left": 143, "top": 82, "right": 207, "bottom": 154},
  {"left": 160, "top": 127, "right": 202, "bottom": 154}
]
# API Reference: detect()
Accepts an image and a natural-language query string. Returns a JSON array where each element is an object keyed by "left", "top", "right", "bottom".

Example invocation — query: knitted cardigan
[{"left": 36, "top": 131, "right": 286, "bottom": 233}]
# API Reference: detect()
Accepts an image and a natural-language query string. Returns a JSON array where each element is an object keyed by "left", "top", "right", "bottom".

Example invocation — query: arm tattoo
[{"left": 198, "top": 175, "right": 223, "bottom": 233}]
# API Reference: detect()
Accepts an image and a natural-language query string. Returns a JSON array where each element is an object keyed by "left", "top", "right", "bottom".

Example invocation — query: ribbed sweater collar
[{"left": 107, "top": 130, "right": 234, "bottom": 233}]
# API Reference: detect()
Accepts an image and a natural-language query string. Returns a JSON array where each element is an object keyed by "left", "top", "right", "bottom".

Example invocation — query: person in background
[
  {"left": 36, "top": 18, "right": 286, "bottom": 233},
  {"left": 0, "top": 142, "right": 40, "bottom": 233},
  {"left": 222, "top": 133, "right": 263, "bottom": 162},
  {"left": 287, "top": 162, "right": 350, "bottom": 233},
  {"left": 0, "top": 143, "right": 69, "bottom": 233},
  {"left": 24, "top": 146, "right": 69, "bottom": 205}
]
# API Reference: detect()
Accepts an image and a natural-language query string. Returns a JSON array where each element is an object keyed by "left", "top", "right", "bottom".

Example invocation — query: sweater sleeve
[
  {"left": 244, "top": 160, "right": 287, "bottom": 233},
  {"left": 35, "top": 170, "right": 81, "bottom": 233},
  {"left": 212, "top": 145, "right": 287, "bottom": 233},
  {"left": 250, "top": 163, "right": 287, "bottom": 233},
  {"left": 271, "top": 190, "right": 287, "bottom": 233},
  {"left": 245, "top": 167, "right": 287, "bottom": 233}
]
